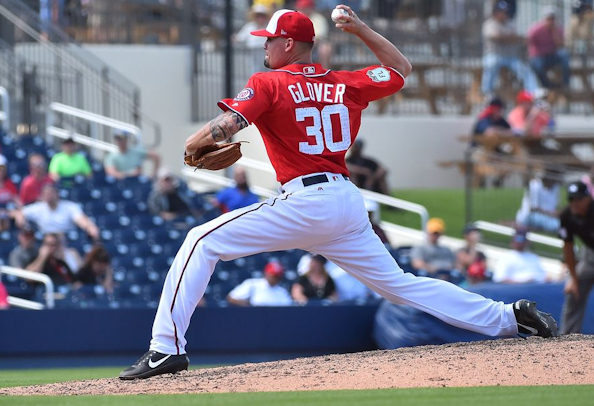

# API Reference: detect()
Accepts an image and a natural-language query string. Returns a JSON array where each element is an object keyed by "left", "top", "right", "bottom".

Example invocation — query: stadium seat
[
  {"left": 84, "top": 200, "right": 110, "bottom": 217},
  {"left": 116, "top": 200, "right": 148, "bottom": 216},
  {"left": 111, "top": 256, "right": 145, "bottom": 272},
  {"left": 129, "top": 241, "right": 163, "bottom": 257},
  {"left": 112, "top": 228, "right": 146, "bottom": 245}
]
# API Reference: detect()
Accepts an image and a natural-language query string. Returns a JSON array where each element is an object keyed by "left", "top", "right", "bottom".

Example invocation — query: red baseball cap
[
  {"left": 251, "top": 9, "right": 315, "bottom": 43},
  {"left": 264, "top": 261, "right": 284, "bottom": 276},
  {"left": 516, "top": 90, "right": 534, "bottom": 104}
]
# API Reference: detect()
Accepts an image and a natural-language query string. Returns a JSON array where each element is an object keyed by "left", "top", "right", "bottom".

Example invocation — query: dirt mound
[{"left": 2, "top": 335, "right": 594, "bottom": 396}]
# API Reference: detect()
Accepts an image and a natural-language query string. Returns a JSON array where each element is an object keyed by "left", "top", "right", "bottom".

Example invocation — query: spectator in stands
[
  {"left": 346, "top": 139, "right": 390, "bottom": 195},
  {"left": 489, "top": 0, "right": 516, "bottom": 19},
  {"left": 472, "top": 97, "right": 512, "bottom": 136},
  {"left": 559, "top": 181, "right": 594, "bottom": 334},
  {"left": 8, "top": 227, "right": 38, "bottom": 270},
  {"left": 527, "top": 7, "right": 570, "bottom": 91},
  {"left": 507, "top": 90, "right": 551, "bottom": 136},
  {"left": 148, "top": 168, "right": 192, "bottom": 220},
  {"left": 515, "top": 170, "right": 561, "bottom": 234},
  {"left": 0, "top": 281, "right": 8, "bottom": 310},
  {"left": 235, "top": 5, "right": 271, "bottom": 72},
  {"left": 214, "top": 167, "right": 259, "bottom": 213},
  {"left": 0, "top": 154, "right": 18, "bottom": 208},
  {"left": 297, "top": 252, "right": 374, "bottom": 302},
  {"left": 364, "top": 199, "right": 391, "bottom": 247},
  {"left": 481, "top": 2, "right": 538, "bottom": 96},
  {"left": 25, "top": 232, "right": 75, "bottom": 286},
  {"left": 456, "top": 224, "right": 488, "bottom": 285},
  {"left": 48, "top": 137, "right": 92, "bottom": 181},
  {"left": 19, "top": 153, "right": 54, "bottom": 205},
  {"left": 295, "top": 0, "right": 332, "bottom": 68},
  {"left": 411, "top": 218, "right": 456, "bottom": 276},
  {"left": 14, "top": 184, "right": 99, "bottom": 240},
  {"left": 57, "top": 233, "right": 83, "bottom": 274},
  {"left": 566, "top": 1, "right": 593, "bottom": 54},
  {"left": 292, "top": 254, "right": 337, "bottom": 304},
  {"left": 73, "top": 244, "right": 113, "bottom": 294},
  {"left": 492, "top": 230, "right": 548, "bottom": 284},
  {"left": 104, "top": 131, "right": 160, "bottom": 179},
  {"left": 226, "top": 261, "right": 292, "bottom": 306},
  {"left": 0, "top": 154, "right": 18, "bottom": 231}
]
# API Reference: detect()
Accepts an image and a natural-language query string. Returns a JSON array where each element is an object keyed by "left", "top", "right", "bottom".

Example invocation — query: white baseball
[{"left": 331, "top": 8, "right": 349, "bottom": 24}]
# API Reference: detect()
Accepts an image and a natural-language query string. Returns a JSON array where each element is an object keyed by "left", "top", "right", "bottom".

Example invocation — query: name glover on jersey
[{"left": 288, "top": 82, "right": 346, "bottom": 105}]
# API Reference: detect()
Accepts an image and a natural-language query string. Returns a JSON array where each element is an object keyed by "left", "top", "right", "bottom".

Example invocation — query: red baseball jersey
[{"left": 218, "top": 63, "right": 405, "bottom": 184}]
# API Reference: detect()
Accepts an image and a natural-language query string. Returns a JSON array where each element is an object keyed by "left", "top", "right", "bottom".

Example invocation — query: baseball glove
[{"left": 184, "top": 142, "right": 244, "bottom": 171}]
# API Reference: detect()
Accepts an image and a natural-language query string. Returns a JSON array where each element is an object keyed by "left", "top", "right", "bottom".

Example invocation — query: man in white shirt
[
  {"left": 493, "top": 231, "right": 548, "bottom": 284},
  {"left": 226, "top": 261, "right": 292, "bottom": 306},
  {"left": 515, "top": 173, "right": 560, "bottom": 233},
  {"left": 14, "top": 184, "right": 99, "bottom": 239}
]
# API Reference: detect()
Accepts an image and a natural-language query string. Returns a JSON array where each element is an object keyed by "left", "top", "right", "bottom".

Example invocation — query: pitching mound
[{"left": 2, "top": 334, "right": 593, "bottom": 396}]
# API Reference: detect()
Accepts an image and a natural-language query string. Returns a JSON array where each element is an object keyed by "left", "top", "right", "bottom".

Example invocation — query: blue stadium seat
[
  {"left": 145, "top": 255, "right": 173, "bottom": 273},
  {"left": 112, "top": 228, "right": 146, "bottom": 244},
  {"left": 244, "top": 253, "right": 268, "bottom": 271},
  {"left": 124, "top": 269, "right": 152, "bottom": 285},
  {"left": 84, "top": 200, "right": 110, "bottom": 216},
  {"left": 94, "top": 214, "right": 131, "bottom": 230},
  {"left": 130, "top": 214, "right": 164, "bottom": 230},
  {"left": 129, "top": 242, "right": 163, "bottom": 257},
  {"left": 111, "top": 256, "right": 145, "bottom": 272},
  {"left": 8, "top": 160, "right": 29, "bottom": 176},
  {"left": 116, "top": 200, "right": 148, "bottom": 216},
  {"left": 116, "top": 175, "right": 151, "bottom": 190},
  {"left": 70, "top": 186, "right": 101, "bottom": 203}
]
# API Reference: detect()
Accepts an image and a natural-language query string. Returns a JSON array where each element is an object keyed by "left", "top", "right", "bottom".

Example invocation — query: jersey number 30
[{"left": 296, "top": 104, "right": 351, "bottom": 155}]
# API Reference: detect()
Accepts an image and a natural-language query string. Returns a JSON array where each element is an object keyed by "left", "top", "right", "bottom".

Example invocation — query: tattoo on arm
[{"left": 209, "top": 111, "right": 248, "bottom": 142}]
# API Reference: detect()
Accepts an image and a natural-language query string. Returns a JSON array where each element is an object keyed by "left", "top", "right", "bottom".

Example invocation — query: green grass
[
  {"left": 382, "top": 188, "right": 563, "bottom": 257},
  {"left": 382, "top": 188, "right": 524, "bottom": 238},
  {"left": 0, "top": 367, "right": 125, "bottom": 389},
  {"left": 1, "top": 385, "right": 593, "bottom": 405}
]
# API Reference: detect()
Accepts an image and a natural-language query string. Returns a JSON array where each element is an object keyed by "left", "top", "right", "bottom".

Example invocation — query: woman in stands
[
  {"left": 292, "top": 255, "right": 338, "bottom": 304},
  {"left": 74, "top": 245, "right": 113, "bottom": 295}
]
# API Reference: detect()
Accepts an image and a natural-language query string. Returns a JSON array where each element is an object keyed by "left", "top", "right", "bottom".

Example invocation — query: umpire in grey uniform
[{"left": 559, "top": 181, "right": 594, "bottom": 334}]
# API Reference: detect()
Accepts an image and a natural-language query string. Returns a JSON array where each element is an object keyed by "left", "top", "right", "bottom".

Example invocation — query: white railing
[
  {"left": 0, "top": 266, "right": 55, "bottom": 309},
  {"left": 474, "top": 220, "right": 564, "bottom": 249},
  {"left": 182, "top": 167, "right": 277, "bottom": 198},
  {"left": 235, "top": 157, "right": 429, "bottom": 231},
  {"left": 0, "top": 86, "right": 9, "bottom": 131},
  {"left": 46, "top": 102, "right": 142, "bottom": 146}
]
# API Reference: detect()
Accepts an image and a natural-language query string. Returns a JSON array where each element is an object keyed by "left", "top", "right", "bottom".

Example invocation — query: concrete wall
[{"left": 85, "top": 45, "right": 594, "bottom": 190}]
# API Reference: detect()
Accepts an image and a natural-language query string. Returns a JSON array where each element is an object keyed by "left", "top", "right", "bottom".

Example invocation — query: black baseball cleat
[
  {"left": 513, "top": 299, "right": 559, "bottom": 338},
  {"left": 119, "top": 350, "right": 189, "bottom": 380}
]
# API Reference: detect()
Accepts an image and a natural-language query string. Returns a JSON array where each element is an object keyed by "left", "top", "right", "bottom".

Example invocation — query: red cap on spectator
[
  {"left": 516, "top": 90, "right": 534, "bottom": 104},
  {"left": 296, "top": 0, "right": 316, "bottom": 8},
  {"left": 251, "top": 9, "right": 315, "bottom": 43},
  {"left": 264, "top": 262, "right": 284, "bottom": 276}
]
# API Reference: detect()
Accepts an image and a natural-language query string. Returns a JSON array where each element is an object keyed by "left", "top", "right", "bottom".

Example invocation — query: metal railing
[
  {"left": 0, "top": 86, "right": 9, "bottom": 130},
  {"left": 46, "top": 102, "right": 142, "bottom": 146},
  {"left": 0, "top": 0, "right": 161, "bottom": 146},
  {"left": 474, "top": 220, "right": 564, "bottom": 249},
  {"left": 0, "top": 265, "right": 55, "bottom": 309}
]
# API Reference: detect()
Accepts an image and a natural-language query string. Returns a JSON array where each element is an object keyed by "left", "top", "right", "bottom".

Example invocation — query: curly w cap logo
[
  {"left": 367, "top": 67, "right": 391, "bottom": 83},
  {"left": 234, "top": 88, "right": 255, "bottom": 101}
]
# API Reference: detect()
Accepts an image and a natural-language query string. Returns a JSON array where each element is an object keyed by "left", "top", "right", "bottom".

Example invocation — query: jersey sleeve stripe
[{"left": 217, "top": 101, "right": 250, "bottom": 125}]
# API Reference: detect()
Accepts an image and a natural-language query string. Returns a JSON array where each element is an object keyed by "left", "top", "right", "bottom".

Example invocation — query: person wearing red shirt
[
  {"left": 527, "top": 7, "right": 571, "bottom": 89},
  {"left": 120, "top": 7, "right": 557, "bottom": 380},
  {"left": 19, "top": 153, "right": 54, "bottom": 205}
]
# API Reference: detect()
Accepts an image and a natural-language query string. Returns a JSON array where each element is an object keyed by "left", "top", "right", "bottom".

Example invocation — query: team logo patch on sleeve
[
  {"left": 234, "top": 87, "right": 254, "bottom": 101},
  {"left": 367, "top": 67, "right": 391, "bottom": 83}
]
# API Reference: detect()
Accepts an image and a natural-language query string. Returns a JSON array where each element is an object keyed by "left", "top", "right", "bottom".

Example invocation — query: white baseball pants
[{"left": 150, "top": 173, "right": 519, "bottom": 355}]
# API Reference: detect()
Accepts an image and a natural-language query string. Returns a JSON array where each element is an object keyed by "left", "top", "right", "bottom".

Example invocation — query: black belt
[{"left": 302, "top": 174, "right": 349, "bottom": 187}]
